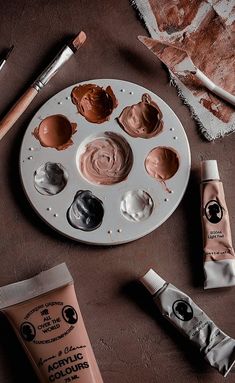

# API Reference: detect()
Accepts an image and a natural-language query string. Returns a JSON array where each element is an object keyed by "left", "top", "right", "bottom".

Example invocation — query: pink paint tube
[
  {"left": 201, "top": 160, "right": 235, "bottom": 289},
  {"left": 0, "top": 263, "right": 103, "bottom": 383},
  {"left": 140, "top": 268, "right": 235, "bottom": 377}
]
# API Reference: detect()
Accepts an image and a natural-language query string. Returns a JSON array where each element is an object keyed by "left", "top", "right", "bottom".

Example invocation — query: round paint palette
[{"left": 20, "top": 79, "right": 191, "bottom": 245}]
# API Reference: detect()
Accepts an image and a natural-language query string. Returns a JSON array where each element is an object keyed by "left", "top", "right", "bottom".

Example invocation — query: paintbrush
[
  {"left": 0, "top": 45, "right": 14, "bottom": 72},
  {"left": 0, "top": 31, "right": 87, "bottom": 141},
  {"left": 139, "top": 36, "right": 235, "bottom": 107}
]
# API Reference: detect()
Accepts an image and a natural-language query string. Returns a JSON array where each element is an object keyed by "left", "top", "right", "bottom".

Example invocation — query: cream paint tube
[
  {"left": 201, "top": 160, "right": 235, "bottom": 289},
  {"left": 0, "top": 263, "right": 103, "bottom": 383},
  {"left": 140, "top": 269, "right": 235, "bottom": 377}
]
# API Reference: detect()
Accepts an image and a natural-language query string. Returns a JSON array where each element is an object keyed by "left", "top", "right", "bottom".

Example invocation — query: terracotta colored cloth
[{"left": 133, "top": 0, "right": 235, "bottom": 140}]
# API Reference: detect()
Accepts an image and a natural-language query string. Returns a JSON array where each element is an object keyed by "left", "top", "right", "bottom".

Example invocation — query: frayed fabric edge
[
  {"left": 169, "top": 74, "right": 235, "bottom": 141},
  {"left": 130, "top": 0, "right": 149, "bottom": 30}
]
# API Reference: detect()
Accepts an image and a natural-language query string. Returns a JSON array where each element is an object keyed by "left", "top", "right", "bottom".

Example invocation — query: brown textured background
[{"left": 0, "top": 1, "right": 234, "bottom": 382}]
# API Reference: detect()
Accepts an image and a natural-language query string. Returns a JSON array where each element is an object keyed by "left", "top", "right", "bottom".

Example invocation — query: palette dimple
[{"left": 20, "top": 79, "right": 191, "bottom": 245}]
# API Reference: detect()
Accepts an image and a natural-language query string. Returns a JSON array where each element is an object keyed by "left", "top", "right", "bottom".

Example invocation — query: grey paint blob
[
  {"left": 34, "top": 162, "right": 68, "bottom": 195},
  {"left": 67, "top": 190, "right": 104, "bottom": 231}
]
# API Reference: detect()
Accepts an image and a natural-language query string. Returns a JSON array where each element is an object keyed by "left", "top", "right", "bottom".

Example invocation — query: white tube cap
[
  {"left": 140, "top": 269, "right": 166, "bottom": 295},
  {"left": 201, "top": 160, "right": 220, "bottom": 181}
]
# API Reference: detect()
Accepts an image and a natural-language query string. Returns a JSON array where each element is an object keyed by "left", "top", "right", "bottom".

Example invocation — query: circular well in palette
[
  {"left": 76, "top": 131, "right": 133, "bottom": 185},
  {"left": 20, "top": 79, "right": 191, "bottom": 245},
  {"left": 34, "top": 162, "right": 68, "bottom": 195}
]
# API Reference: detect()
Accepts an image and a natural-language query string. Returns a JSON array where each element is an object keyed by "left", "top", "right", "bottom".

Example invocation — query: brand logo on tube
[
  {"left": 205, "top": 200, "right": 223, "bottom": 224},
  {"left": 62, "top": 305, "right": 78, "bottom": 325},
  {"left": 19, "top": 302, "right": 79, "bottom": 345},
  {"left": 20, "top": 321, "right": 36, "bottom": 342},
  {"left": 172, "top": 300, "right": 193, "bottom": 321}
]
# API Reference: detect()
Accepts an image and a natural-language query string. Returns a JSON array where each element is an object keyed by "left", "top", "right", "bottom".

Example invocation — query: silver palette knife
[{"left": 139, "top": 36, "right": 235, "bottom": 107}]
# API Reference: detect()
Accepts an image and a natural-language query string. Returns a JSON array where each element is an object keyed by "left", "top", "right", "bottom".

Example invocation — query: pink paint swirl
[{"left": 79, "top": 133, "right": 133, "bottom": 185}]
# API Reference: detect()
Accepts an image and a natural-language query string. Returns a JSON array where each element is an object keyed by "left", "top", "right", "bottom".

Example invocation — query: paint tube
[
  {"left": 201, "top": 160, "right": 235, "bottom": 289},
  {"left": 140, "top": 269, "right": 235, "bottom": 377},
  {"left": 0, "top": 263, "right": 103, "bottom": 383}
]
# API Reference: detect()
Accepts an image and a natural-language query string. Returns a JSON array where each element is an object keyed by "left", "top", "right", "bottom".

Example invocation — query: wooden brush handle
[{"left": 0, "top": 87, "right": 38, "bottom": 141}]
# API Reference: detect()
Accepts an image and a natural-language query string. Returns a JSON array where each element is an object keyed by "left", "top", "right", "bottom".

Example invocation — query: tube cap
[
  {"left": 140, "top": 269, "right": 166, "bottom": 295},
  {"left": 201, "top": 160, "right": 220, "bottom": 181}
]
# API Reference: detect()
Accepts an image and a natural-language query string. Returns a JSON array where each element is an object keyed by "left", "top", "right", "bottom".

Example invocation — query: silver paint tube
[{"left": 140, "top": 269, "right": 235, "bottom": 377}]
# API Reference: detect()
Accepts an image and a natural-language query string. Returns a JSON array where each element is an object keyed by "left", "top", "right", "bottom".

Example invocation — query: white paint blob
[{"left": 120, "top": 190, "right": 154, "bottom": 222}]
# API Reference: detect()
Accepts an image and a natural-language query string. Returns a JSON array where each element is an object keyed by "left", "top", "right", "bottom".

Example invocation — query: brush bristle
[{"left": 72, "top": 31, "right": 87, "bottom": 50}]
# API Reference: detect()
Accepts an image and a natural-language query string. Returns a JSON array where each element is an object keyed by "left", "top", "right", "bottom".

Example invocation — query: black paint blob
[{"left": 67, "top": 190, "right": 104, "bottom": 231}]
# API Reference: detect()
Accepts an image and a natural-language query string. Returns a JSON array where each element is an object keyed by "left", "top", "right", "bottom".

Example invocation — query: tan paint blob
[
  {"left": 71, "top": 84, "right": 118, "bottom": 123},
  {"left": 33, "top": 115, "right": 77, "bottom": 150},
  {"left": 118, "top": 93, "right": 163, "bottom": 138},
  {"left": 145, "top": 147, "right": 179, "bottom": 192}
]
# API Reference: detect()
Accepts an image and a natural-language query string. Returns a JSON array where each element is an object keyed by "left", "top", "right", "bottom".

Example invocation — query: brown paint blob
[
  {"left": 71, "top": 84, "right": 118, "bottom": 123},
  {"left": 117, "top": 93, "right": 163, "bottom": 138},
  {"left": 33, "top": 115, "right": 77, "bottom": 150},
  {"left": 145, "top": 147, "right": 179, "bottom": 189}
]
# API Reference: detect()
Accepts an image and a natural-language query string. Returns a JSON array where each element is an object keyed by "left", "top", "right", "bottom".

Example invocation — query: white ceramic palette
[{"left": 20, "top": 79, "right": 191, "bottom": 245}]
